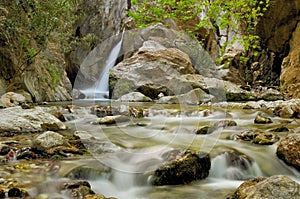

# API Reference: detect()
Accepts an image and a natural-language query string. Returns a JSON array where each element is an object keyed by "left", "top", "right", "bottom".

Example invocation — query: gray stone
[
  {"left": 118, "top": 92, "right": 152, "bottom": 102},
  {"left": 257, "top": 88, "right": 284, "bottom": 101},
  {"left": 174, "top": 74, "right": 252, "bottom": 102},
  {"left": 233, "top": 175, "right": 300, "bottom": 199},
  {"left": 96, "top": 115, "right": 130, "bottom": 125},
  {"left": 34, "top": 131, "right": 66, "bottom": 150},
  {"left": 1, "top": 92, "right": 26, "bottom": 107},
  {"left": 110, "top": 47, "right": 195, "bottom": 99},
  {"left": 157, "top": 88, "right": 213, "bottom": 104},
  {"left": 0, "top": 107, "right": 66, "bottom": 132}
]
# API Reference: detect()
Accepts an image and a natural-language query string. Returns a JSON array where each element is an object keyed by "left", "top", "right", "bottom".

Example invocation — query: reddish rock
[{"left": 276, "top": 133, "right": 300, "bottom": 171}]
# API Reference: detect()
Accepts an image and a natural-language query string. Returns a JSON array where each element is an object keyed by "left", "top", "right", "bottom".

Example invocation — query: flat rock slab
[{"left": 0, "top": 107, "right": 66, "bottom": 133}]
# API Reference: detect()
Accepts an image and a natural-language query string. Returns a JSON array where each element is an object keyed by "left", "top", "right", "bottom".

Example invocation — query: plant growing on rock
[{"left": 0, "top": 0, "right": 80, "bottom": 89}]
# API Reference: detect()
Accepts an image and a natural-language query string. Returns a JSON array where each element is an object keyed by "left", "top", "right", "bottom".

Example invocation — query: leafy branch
[{"left": 128, "top": 0, "right": 269, "bottom": 58}]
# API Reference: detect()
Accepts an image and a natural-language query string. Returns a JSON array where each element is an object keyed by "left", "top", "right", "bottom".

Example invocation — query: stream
[{"left": 58, "top": 100, "right": 300, "bottom": 199}]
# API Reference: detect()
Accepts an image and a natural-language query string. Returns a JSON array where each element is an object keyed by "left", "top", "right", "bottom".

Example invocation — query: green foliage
[
  {"left": 0, "top": 0, "right": 80, "bottom": 79},
  {"left": 47, "top": 64, "right": 61, "bottom": 89},
  {"left": 128, "top": 0, "right": 269, "bottom": 57}
]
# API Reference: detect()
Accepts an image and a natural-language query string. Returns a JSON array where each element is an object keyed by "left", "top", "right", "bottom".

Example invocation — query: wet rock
[
  {"left": 0, "top": 145, "right": 10, "bottom": 155},
  {"left": 84, "top": 194, "right": 117, "bottom": 199},
  {"left": 150, "top": 150, "right": 210, "bottom": 185},
  {"left": 274, "top": 103, "right": 294, "bottom": 118},
  {"left": 8, "top": 187, "right": 27, "bottom": 198},
  {"left": 62, "top": 181, "right": 94, "bottom": 199},
  {"left": 0, "top": 189, "right": 4, "bottom": 198},
  {"left": 0, "top": 107, "right": 66, "bottom": 133},
  {"left": 196, "top": 120, "right": 237, "bottom": 134},
  {"left": 212, "top": 120, "right": 237, "bottom": 129},
  {"left": 254, "top": 113, "right": 273, "bottom": 124},
  {"left": 90, "top": 105, "right": 113, "bottom": 118},
  {"left": 211, "top": 150, "right": 254, "bottom": 180},
  {"left": 158, "top": 88, "right": 213, "bottom": 104},
  {"left": 234, "top": 129, "right": 280, "bottom": 145},
  {"left": 128, "top": 107, "right": 144, "bottom": 118},
  {"left": 0, "top": 92, "right": 26, "bottom": 108},
  {"left": 96, "top": 115, "right": 130, "bottom": 125},
  {"left": 195, "top": 126, "right": 210, "bottom": 135},
  {"left": 16, "top": 147, "right": 38, "bottom": 160},
  {"left": 224, "top": 151, "right": 253, "bottom": 170},
  {"left": 274, "top": 100, "right": 300, "bottom": 118},
  {"left": 66, "top": 165, "right": 109, "bottom": 180},
  {"left": 276, "top": 133, "right": 300, "bottom": 171},
  {"left": 243, "top": 101, "right": 261, "bottom": 109},
  {"left": 53, "top": 111, "right": 66, "bottom": 122},
  {"left": 118, "top": 92, "right": 152, "bottom": 102},
  {"left": 46, "top": 146, "right": 83, "bottom": 158},
  {"left": 34, "top": 131, "right": 66, "bottom": 151},
  {"left": 271, "top": 126, "right": 289, "bottom": 132},
  {"left": 256, "top": 88, "right": 284, "bottom": 101},
  {"left": 233, "top": 175, "right": 300, "bottom": 199}
]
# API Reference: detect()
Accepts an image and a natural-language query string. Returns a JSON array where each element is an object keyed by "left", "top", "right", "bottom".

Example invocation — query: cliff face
[
  {"left": 256, "top": 0, "right": 300, "bottom": 98},
  {"left": 0, "top": 2, "right": 73, "bottom": 102},
  {"left": 0, "top": 0, "right": 128, "bottom": 102},
  {"left": 65, "top": 0, "right": 128, "bottom": 88},
  {"left": 0, "top": 37, "right": 72, "bottom": 102}
]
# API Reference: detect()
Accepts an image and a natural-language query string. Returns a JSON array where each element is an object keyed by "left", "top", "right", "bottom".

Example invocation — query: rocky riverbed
[{"left": 0, "top": 98, "right": 299, "bottom": 199}]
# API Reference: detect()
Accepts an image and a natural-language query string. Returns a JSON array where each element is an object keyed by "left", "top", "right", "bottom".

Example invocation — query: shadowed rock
[
  {"left": 277, "top": 133, "right": 300, "bottom": 171},
  {"left": 150, "top": 150, "right": 211, "bottom": 185}
]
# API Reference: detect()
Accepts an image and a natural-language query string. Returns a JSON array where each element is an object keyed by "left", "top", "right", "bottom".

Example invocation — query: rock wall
[
  {"left": 256, "top": 0, "right": 300, "bottom": 97},
  {"left": 280, "top": 22, "right": 300, "bottom": 98},
  {"left": 66, "top": 0, "right": 128, "bottom": 87},
  {"left": 0, "top": 40, "right": 72, "bottom": 102}
]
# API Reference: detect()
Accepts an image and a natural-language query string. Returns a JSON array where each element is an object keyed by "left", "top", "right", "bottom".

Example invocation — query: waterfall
[
  {"left": 80, "top": 30, "right": 124, "bottom": 100},
  {"left": 95, "top": 31, "right": 124, "bottom": 99}
]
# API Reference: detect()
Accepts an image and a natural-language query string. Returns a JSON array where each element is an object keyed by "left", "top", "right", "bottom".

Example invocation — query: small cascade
[
  {"left": 95, "top": 30, "right": 124, "bottom": 99},
  {"left": 81, "top": 30, "right": 124, "bottom": 100},
  {"left": 209, "top": 150, "right": 263, "bottom": 180}
]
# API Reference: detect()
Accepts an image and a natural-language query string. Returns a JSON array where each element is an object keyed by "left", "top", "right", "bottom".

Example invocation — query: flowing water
[
  {"left": 79, "top": 31, "right": 124, "bottom": 99},
  {"left": 62, "top": 101, "right": 300, "bottom": 199}
]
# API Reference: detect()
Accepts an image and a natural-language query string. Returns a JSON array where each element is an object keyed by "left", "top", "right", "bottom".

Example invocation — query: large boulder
[
  {"left": 233, "top": 175, "right": 300, "bottom": 199},
  {"left": 110, "top": 46, "right": 196, "bottom": 99},
  {"left": 0, "top": 107, "right": 66, "bottom": 133},
  {"left": 150, "top": 150, "right": 211, "bottom": 185},
  {"left": 276, "top": 133, "right": 300, "bottom": 171}
]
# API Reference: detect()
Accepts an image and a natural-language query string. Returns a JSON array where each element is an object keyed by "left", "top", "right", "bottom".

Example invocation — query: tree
[
  {"left": 128, "top": 0, "right": 269, "bottom": 58},
  {"left": 0, "top": 0, "right": 80, "bottom": 89}
]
